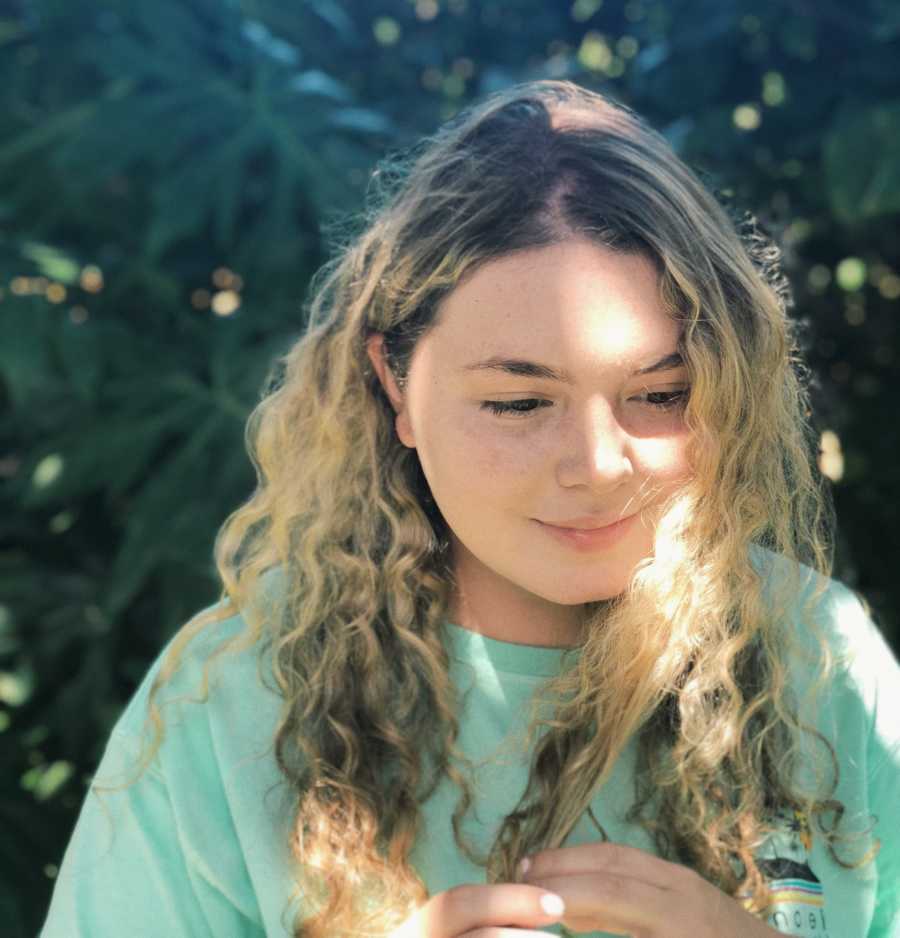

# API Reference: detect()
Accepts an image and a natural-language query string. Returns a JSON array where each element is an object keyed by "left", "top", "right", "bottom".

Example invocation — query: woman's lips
[{"left": 535, "top": 514, "right": 638, "bottom": 551}]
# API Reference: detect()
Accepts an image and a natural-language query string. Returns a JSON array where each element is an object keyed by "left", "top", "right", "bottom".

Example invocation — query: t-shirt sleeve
[
  {"left": 820, "top": 580, "right": 900, "bottom": 938},
  {"left": 39, "top": 725, "right": 266, "bottom": 938},
  {"left": 852, "top": 601, "right": 900, "bottom": 937}
]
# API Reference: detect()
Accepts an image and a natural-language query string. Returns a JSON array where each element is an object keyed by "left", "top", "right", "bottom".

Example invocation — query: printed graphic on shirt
[{"left": 754, "top": 808, "right": 830, "bottom": 938}]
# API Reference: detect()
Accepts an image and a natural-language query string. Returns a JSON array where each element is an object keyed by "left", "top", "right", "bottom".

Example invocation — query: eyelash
[{"left": 480, "top": 389, "right": 690, "bottom": 418}]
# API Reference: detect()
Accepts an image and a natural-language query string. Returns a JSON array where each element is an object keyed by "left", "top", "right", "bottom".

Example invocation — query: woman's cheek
[{"left": 637, "top": 434, "right": 692, "bottom": 476}]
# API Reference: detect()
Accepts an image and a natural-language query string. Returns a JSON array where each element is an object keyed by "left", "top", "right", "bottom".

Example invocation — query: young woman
[{"left": 42, "top": 80, "right": 898, "bottom": 938}]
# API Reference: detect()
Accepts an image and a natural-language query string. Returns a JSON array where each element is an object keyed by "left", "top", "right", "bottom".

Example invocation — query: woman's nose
[{"left": 559, "top": 399, "right": 634, "bottom": 490}]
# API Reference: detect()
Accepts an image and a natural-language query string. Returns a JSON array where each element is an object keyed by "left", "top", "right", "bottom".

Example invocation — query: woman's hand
[
  {"left": 517, "top": 842, "right": 782, "bottom": 938},
  {"left": 391, "top": 882, "right": 568, "bottom": 937}
]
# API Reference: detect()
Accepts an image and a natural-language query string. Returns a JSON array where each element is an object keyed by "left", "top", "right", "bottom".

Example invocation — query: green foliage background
[{"left": 2, "top": 1, "right": 898, "bottom": 932}]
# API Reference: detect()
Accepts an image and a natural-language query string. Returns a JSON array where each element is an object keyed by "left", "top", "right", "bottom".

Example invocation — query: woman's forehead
[{"left": 426, "top": 243, "right": 679, "bottom": 365}]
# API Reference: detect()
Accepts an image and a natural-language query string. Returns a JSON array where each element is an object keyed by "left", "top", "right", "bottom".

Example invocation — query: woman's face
[{"left": 368, "top": 238, "right": 692, "bottom": 645}]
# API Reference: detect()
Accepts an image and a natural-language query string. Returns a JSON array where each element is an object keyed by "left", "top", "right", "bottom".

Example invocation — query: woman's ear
[
  {"left": 366, "top": 333, "right": 416, "bottom": 448},
  {"left": 366, "top": 333, "right": 403, "bottom": 411}
]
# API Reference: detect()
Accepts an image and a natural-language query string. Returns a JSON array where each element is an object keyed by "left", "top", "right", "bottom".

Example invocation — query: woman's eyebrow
[{"left": 458, "top": 351, "right": 684, "bottom": 383}]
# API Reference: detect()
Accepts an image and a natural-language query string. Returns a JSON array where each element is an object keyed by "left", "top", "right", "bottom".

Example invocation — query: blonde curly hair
[{"left": 123, "top": 80, "right": 877, "bottom": 936}]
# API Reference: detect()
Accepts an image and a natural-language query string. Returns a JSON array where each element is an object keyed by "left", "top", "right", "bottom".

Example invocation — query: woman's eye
[
  {"left": 639, "top": 388, "right": 689, "bottom": 408},
  {"left": 480, "top": 399, "right": 549, "bottom": 417},
  {"left": 480, "top": 388, "right": 689, "bottom": 419}
]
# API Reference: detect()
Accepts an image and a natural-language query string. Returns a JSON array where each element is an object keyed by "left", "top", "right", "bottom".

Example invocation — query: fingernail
[
  {"left": 540, "top": 893, "right": 565, "bottom": 916},
  {"left": 517, "top": 857, "right": 531, "bottom": 879}
]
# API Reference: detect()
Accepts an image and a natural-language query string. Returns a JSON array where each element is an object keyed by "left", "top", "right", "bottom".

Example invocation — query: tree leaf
[
  {"left": 824, "top": 101, "right": 900, "bottom": 224},
  {"left": 327, "top": 106, "right": 395, "bottom": 135},
  {"left": 288, "top": 69, "right": 353, "bottom": 102}
]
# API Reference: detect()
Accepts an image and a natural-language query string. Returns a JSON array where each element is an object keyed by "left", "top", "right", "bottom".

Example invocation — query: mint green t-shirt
[{"left": 41, "top": 570, "right": 900, "bottom": 937}]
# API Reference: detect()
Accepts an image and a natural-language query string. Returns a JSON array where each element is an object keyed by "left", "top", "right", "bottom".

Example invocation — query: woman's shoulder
[
  {"left": 750, "top": 546, "right": 898, "bottom": 711},
  {"left": 109, "top": 571, "right": 288, "bottom": 771},
  {"left": 750, "top": 545, "right": 885, "bottom": 647},
  {"left": 111, "top": 602, "right": 249, "bottom": 732}
]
